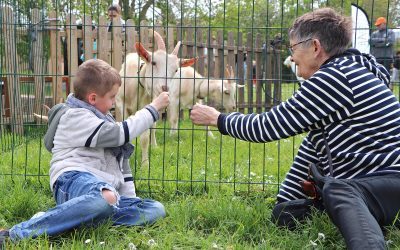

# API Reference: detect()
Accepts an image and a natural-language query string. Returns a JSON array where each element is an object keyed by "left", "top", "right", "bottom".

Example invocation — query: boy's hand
[{"left": 150, "top": 91, "right": 170, "bottom": 112}]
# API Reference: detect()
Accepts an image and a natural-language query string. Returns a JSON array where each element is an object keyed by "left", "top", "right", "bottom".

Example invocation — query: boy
[{"left": 0, "top": 59, "right": 168, "bottom": 247}]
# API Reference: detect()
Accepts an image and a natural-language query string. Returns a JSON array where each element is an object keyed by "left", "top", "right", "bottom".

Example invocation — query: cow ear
[
  {"left": 180, "top": 57, "right": 198, "bottom": 67},
  {"left": 135, "top": 42, "right": 151, "bottom": 63},
  {"left": 223, "top": 85, "right": 230, "bottom": 94}
]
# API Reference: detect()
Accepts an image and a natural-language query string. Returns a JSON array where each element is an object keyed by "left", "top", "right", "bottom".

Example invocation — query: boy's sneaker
[{"left": 0, "top": 229, "right": 9, "bottom": 250}]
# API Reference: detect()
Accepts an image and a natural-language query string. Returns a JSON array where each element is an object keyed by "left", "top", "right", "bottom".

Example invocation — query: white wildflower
[
  {"left": 200, "top": 170, "right": 206, "bottom": 175},
  {"left": 212, "top": 242, "right": 219, "bottom": 249},
  {"left": 99, "top": 241, "right": 105, "bottom": 245},
  {"left": 128, "top": 242, "right": 137, "bottom": 250},
  {"left": 250, "top": 172, "right": 256, "bottom": 177},
  {"left": 148, "top": 239, "right": 157, "bottom": 247},
  {"left": 386, "top": 240, "right": 393, "bottom": 246},
  {"left": 318, "top": 232, "right": 325, "bottom": 241},
  {"left": 84, "top": 239, "right": 91, "bottom": 244},
  {"left": 309, "top": 240, "right": 317, "bottom": 246}
]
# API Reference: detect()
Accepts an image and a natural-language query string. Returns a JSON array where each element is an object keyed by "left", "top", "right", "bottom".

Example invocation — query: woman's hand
[{"left": 190, "top": 103, "right": 220, "bottom": 127}]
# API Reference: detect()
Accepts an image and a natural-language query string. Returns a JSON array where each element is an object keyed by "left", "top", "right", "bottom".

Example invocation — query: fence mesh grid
[{"left": 0, "top": 0, "right": 399, "bottom": 195}]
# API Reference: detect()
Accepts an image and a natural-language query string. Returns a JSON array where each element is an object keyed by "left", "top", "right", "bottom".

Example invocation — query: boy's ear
[{"left": 87, "top": 93, "right": 97, "bottom": 105}]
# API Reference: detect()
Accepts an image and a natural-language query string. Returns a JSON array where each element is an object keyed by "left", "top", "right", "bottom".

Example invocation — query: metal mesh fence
[{"left": 0, "top": 0, "right": 399, "bottom": 195}]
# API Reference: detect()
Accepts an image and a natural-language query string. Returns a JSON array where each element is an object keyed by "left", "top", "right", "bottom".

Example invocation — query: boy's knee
[
  {"left": 102, "top": 189, "right": 117, "bottom": 205},
  {"left": 271, "top": 199, "right": 315, "bottom": 229},
  {"left": 322, "top": 180, "right": 350, "bottom": 205},
  {"left": 153, "top": 201, "right": 166, "bottom": 218}
]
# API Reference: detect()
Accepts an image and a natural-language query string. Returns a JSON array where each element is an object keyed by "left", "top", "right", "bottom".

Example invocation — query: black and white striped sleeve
[{"left": 218, "top": 67, "right": 354, "bottom": 142}]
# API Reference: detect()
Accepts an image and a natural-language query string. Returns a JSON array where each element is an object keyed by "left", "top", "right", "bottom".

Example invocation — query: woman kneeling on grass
[{"left": 191, "top": 8, "right": 400, "bottom": 250}]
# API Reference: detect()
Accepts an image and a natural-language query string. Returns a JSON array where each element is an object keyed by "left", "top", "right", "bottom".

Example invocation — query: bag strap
[{"left": 321, "top": 126, "right": 334, "bottom": 177}]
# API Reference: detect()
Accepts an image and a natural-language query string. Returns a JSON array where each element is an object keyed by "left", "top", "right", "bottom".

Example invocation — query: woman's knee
[{"left": 271, "top": 199, "right": 315, "bottom": 229}]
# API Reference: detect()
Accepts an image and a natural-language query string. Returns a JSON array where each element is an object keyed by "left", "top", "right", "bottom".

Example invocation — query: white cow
[{"left": 168, "top": 65, "right": 244, "bottom": 135}]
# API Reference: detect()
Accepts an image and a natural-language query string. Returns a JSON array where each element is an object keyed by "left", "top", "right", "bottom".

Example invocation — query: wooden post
[
  {"left": 111, "top": 17, "right": 122, "bottom": 71},
  {"left": 66, "top": 14, "right": 78, "bottom": 93},
  {"left": 83, "top": 15, "right": 93, "bottom": 61},
  {"left": 49, "top": 11, "right": 63, "bottom": 105},
  {"left": 186, "top": 25, "right": 194, "bottom": 59},
  {"left": 206, "top": 31, "right": 215, "bottom": 78},
  {"left": 237, "top": 32, "right": 245, "bottom": 113},
  {"left": 272, "top": 48, "right": 282, "bottom": 107},
  {"left": 2, "top": 6, "right": 24, "bottom": 134},
  {"left": 246, "top": 32, "right": 253, "bottom": 114},
  {"left": 98, "top": 16, "right": 108, "bottom": 63},
  {"left": 32, "top": 8, "right": 45, "bottom": 116},
  {"left": 255, "top": 33, "right": 263, "bottom": 113},
  {"left": 167, "top": 25, "right": 174, "bottom": 54},
  {"left": 196, "top": 28, "right": 204, "bottom": 75},
  {"left": 154, "top": 22, "right": 164, "bottom": 51},
  {"left": 140, "top": 21, "right": 148, "bottom": 45},
  {"left": 125, "top": 19, "right": 136, "bottom": 53},
  {"left": 265, "top": 48, "right": 273, "bottom": 110},
  {"left": 215, "top": 30, "right": 224, "bottom": 78},
  {"left": 227, "top": 32, "right": 235, "bottom": 73}
]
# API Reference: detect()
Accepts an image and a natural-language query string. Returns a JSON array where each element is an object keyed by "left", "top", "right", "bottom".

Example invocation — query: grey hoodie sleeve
[{"left": 93, "top": 107, "right": 156, "bottom": 148}]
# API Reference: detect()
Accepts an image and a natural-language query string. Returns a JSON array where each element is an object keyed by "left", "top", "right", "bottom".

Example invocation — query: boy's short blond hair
[{"left": 73, "top": 59, "right": 121, "bottom": 100}]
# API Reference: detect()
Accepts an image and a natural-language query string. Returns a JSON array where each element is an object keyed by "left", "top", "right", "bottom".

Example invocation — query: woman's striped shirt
[{"left": 217, "top": 49, "right": 400, "bottom": 202}]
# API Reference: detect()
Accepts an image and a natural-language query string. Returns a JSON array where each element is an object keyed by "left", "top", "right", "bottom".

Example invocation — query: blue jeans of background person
[{"left": 9, "top": 171, "right": 166, "bottom": 240}]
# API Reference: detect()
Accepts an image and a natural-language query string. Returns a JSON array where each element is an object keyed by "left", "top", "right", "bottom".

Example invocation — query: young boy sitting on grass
[{"left": 0, "top": 59, "right": 168, "bottom": 247}]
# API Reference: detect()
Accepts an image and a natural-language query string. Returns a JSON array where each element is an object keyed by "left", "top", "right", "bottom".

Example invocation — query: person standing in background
[
  {"left": 370, "top": 17, "right": 395, "bottom": 89},
  {"left": 107, "top": 4, "right": 125, "bottom": 32}
]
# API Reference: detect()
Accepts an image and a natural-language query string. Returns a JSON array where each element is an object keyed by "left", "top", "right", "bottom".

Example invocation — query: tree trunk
[{"left": 139, "top": 0, "right": 154, "bottom": 22}]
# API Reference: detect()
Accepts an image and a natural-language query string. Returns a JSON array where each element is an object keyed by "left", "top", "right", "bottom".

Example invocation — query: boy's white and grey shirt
[
  {"left": 46, "top": 103, "right": 159, "bottom": 198},
  {"left": 217, "top": 48, "right": 400, "bottom": 202}
]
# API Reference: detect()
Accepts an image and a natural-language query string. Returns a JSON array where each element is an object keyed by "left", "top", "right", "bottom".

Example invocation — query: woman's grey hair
[{"left": 289, "top": 8, "right": 352, "bottom": 56}]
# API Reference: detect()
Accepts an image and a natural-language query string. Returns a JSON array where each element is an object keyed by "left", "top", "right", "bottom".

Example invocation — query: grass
[{"left": 1, "top": 83, "right": 400, "bottom": 248}]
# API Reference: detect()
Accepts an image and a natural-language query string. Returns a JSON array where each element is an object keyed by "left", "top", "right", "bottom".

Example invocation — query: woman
[{"left": 190, "top": 8, "right": 400, "bottom": 250}]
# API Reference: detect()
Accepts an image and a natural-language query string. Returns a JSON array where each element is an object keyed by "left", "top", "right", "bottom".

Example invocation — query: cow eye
[{"left": 152, "top": 61, "right": 156, "bottom": 66}]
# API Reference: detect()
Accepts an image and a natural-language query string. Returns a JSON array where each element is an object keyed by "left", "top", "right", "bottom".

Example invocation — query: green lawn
[{"left": 1, "top": 82, "right": 400, "bottom": 248}]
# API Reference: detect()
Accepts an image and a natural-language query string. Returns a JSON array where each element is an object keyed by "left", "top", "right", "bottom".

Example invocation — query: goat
[
  {"left": 168, "top": 65, "right": 244, "bottom": 136},
  {"left": 115, "top": 30, "right": 197, "bottom": 166},
  {"left": 283, "top": 56, "right": 304, "bottom": 84},
  {"left": 33, "top": 104, "right": 50, "bottom": 123}
]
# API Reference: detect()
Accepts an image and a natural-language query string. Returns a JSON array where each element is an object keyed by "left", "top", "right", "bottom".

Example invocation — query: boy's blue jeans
[{"left": 9, "top": 171, "right": 166, "bottom": 240}]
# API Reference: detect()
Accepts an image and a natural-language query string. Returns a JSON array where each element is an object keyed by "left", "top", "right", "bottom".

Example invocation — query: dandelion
[{"left": 84, "top": 239, "right": 91, "bottom": 244}]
